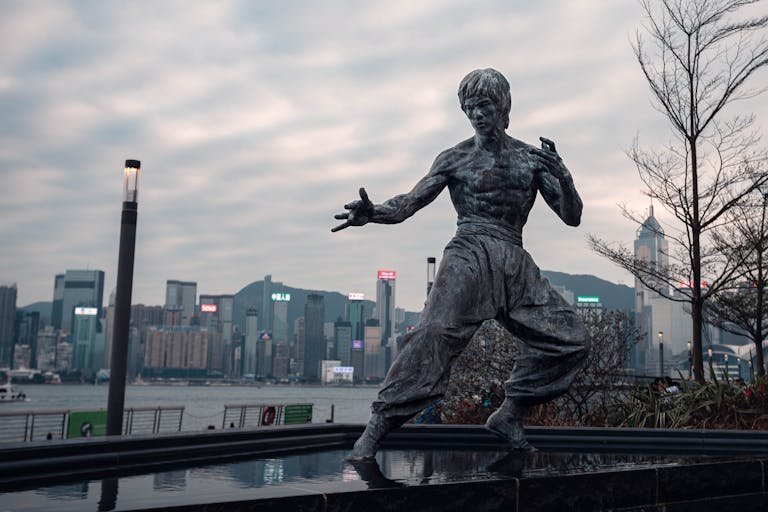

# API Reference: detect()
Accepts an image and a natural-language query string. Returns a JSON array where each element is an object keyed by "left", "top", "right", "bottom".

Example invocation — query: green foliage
[{"left": 616, "top": 374, "right": 768, "bottom": 430}]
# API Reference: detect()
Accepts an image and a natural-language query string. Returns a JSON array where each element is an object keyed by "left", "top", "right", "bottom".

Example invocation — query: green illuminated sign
[{"left": 577, "top": 296, "right": 600, "bottom": 303}]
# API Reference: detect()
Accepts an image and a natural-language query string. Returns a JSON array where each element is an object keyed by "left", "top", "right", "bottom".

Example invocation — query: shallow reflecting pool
[{"left": 1, "top": 448, "right": 728, "bottom": 511}]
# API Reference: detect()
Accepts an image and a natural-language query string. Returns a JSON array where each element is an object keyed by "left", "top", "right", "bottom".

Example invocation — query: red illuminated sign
[
  {"left": 377, "top": 270, "right": 396, "bottom": 280},
  {"left": 200, "top": 303, "right": 217, "bottom": 313}
]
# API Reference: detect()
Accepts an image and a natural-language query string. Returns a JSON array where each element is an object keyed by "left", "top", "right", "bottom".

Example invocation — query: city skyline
[{"left": 3, "top": 1, "right": 768, "bottom": 312}]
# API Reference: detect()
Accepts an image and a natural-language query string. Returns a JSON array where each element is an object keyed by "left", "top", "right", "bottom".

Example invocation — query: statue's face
[{"left": 463, "top": 95, "right": 502, "bottom": 135}]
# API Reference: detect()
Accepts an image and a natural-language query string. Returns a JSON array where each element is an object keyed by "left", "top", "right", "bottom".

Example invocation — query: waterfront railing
[{"left": 0, "top": 402, "right": 314, "bottom": 442}]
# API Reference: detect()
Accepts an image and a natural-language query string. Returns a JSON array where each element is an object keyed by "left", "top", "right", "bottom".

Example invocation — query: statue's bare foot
[
  {"left": 348, "top": 432, "right": 378, "bottom": 461},
  {"left": 485, "top": 405, "right": 537, "bottom": 452},
  {"left": 347, "top": 414, "right": 391, "bottom": 461}
]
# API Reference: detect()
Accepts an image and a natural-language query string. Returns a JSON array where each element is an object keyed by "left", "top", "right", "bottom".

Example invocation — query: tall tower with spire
[{"left": 633, "top": 205, "right": 669, "bottom": 373}]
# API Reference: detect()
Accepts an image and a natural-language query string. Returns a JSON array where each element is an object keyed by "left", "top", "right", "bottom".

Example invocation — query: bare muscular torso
[{"left": 439, "top": 135, "right": 542, "bottom": 232}]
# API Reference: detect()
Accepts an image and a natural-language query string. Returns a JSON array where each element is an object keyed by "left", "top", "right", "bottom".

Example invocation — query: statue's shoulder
[
  {"left": 430, "top": 138, "right": 473, "bottom": 173},
  {"left": 505, "top": 136, "right": 534, "bottom": 151}
]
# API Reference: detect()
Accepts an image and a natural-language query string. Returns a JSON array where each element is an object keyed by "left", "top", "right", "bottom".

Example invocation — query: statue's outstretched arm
[
  {"left": 532, "top": 137, "right": 582, "bottom": 227},
  {"left": 332, "top": 152, "right": 450, "bottom": 232}
]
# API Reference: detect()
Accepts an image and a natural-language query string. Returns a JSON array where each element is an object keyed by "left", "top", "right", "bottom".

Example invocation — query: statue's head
[{"left": 458, "top": 68, "right": 511, "bottom": 129}]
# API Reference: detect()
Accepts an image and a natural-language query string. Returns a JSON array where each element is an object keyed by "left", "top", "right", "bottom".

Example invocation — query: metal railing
[
  {"left": 124, "top": 406, "right": 185, "bottom": 435},
  {"left": 0, "top": 406, "right": 185, "bottom": 442},
  {"left": 0, "top": 403, "right": 311, "bottom": 442},
  {"left": 222, "top": 404, "right": 284, "bottom": 429},
  {"left": 0, "top": 409, "right": 69, "bottom": 442}
]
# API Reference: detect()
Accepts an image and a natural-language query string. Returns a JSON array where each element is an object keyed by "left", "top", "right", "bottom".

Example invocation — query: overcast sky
[{"left": 2, "top": 1, "right": 767, "bottom": 312}]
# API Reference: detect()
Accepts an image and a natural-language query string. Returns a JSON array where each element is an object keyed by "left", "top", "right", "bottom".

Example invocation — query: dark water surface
[{"left": 0, "top": 448, "right": 727, "bottom": 511}]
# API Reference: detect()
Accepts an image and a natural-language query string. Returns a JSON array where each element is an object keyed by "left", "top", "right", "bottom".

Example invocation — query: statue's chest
[{"left": 459, "top": 153, "right": 535, "bottom": 193}]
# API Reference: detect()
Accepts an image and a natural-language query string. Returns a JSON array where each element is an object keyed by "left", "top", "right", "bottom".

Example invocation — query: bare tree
[
  {"left": 707, "top": 190, "right": 768, "bottom": 376},
  {"left": 589, "top": 0, "right": 768, "bottom": 382},
  {"left": 435, "top": 312, "right": 640, "bottom": 427}
]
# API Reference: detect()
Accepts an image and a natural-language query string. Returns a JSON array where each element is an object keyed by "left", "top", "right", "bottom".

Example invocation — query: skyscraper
[
  {"left": 376, "top": 270, "right": 397, "bottom": 348},
  {"left": 16, "top": 311, "right": 40, "bottom": 369},
  {"left": 0, "top": 284, "right": 17, "bottom": 367},
  {"left": 243, "top": 308, "right": 259, "bottom": 376},
  {"left": 334, "top": 317, "right": 352, "bottom": 366},
  {"left": 165, "top": 280, "right": 197, "bottom": 327},
  {"left": 346, "top": 292, "right": 365, "bottom": 343},
  {"left": 634, "top": 206, "right": 669, "bottom": 373},
  {"left": 53, "top": 270, "right": 105, "bottom": 334},
  {"left": 199, "top": 294, "right": 235, "bottom": 375},
  {"left": 72, "top": 307, "right": 99, "bottom": 371},
  {"left": 303, "top": 294, "right": 325, "bottom": 380},
  {"left": 364, "top": 318, "right": 383, "bottom": 381}
]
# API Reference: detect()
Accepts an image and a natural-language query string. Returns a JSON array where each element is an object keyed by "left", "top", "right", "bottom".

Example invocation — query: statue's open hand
[
  {"left": 530, "top": 137, "right": 571, "bottom": 180},
  {"left": 332, "top": 187, "right": 375, "bottom": 232}
]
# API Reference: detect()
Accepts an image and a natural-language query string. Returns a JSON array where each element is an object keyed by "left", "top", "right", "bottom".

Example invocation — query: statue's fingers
[
  {"left": 359, "top": 187, "right": 370, "bottom": 204},
  {"left": 344, "top": 200, "right": 361, "bottom": 210},
  {"left": 539, "top": 136, "right": 557, "bottom": 153},
  {"left": 334, "top": 212, "right": 349, "bottom": 220},
  {"left": 331, "top": 221, "right": 351, "bottom": 233}
]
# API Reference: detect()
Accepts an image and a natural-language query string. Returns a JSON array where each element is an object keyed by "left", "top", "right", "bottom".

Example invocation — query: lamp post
[
  {"left": 708, "top": 347, "right": 713, "bottom": 381},
  {"left": 106, "top": 159, "right": 140, "bottom": 437},
  {"left": 687, "top": 341, "right": 692, "bottom": 379},
  {"left": 426, "top": 257, "right": 436, "bottom": 298},
  {"left": 657, "top": 331, "right": 664, "bottom": 378},
  {"left": 724, "top": 353, "right": 729, "bottom": 381}
]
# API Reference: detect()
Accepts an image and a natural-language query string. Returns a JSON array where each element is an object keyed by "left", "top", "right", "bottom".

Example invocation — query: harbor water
[{"left": 0, "top": 383, "right": 380, "bottom": 430}]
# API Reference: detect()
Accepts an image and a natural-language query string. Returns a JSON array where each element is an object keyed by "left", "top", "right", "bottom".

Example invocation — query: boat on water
[{"left": 0, "top": 370, "right": 26, "bottom": 402}]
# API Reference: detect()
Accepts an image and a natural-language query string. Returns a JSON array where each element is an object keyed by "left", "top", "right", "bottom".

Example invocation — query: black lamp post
[
  {"left": 724, "top": 353, "right": 729, "bottom": 381},
  {"left": 426, "top": 257, "right": 436, "bottom": 298},
  {"left": 657, "top": 331, "right": 664, "bottom": 378},
  {"left": 687, "top": 341, "right": 692, "bottom": 379},
  {"left": 106, "top": 159, "right": 140, "bottom": 436}
]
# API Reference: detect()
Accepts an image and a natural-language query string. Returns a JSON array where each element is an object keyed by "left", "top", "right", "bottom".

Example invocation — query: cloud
[{"left": 2, "top": 0, "right": 767, "bottom": 312}]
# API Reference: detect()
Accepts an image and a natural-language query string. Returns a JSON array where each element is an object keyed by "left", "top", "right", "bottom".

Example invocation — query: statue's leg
[
  {"left": 350, "top": 244, "right": 491, "bottom": 460},
  {"left": 488, "top": 249, "right": 589, "bottom": 450}
]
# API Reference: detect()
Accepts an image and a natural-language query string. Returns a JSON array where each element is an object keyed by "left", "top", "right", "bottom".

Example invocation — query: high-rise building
[
  {"left": 36, "top": 327, "right": 59, "bottom": 372},
  {"left": 143, "top": 326, "right": 210, "bottom": 378},
  {"left": 199, "top": 294, "right": 235, "bottom": 375},
  {"left": 259, "top": 275, "right": 284, "bottom": 333},
  {"left": 13, "top": 344, "right": 31, "bottom": 369},
  {"left": 350, "top": 339, "right": 364, "bottom": 383},
  {"left": 243, "top": 308, "right": 259, "bottom": 377},
  {"left": 634, "top": 206, "right": 669, "bottom": 373},
  {"left": 51, "top": 274, "right": 65, "bottom": 331},
  {"left": 272, "top": 295, "right": 290, "bottom": 345},
  {"left": 272, "top": 341, "right": 289, "bottom": 378},
  {"left": 0, "top": 284, "right": 17, "bottom": 368},
  {"left": 364, "top": 318, "right": 383, "bottom": 381},
  {"left": 165, "top": 280, "right": 197, "bottom": 327},
  {"left": 376, "top": 270, "right": 397, "bottom": 347},
  {"left": 15, "top": 311, "right": 39, "bottom": 368},
  {"left": 56, "top": 341, "right": 73, "bottom": 371},
  {"left": 334, "top": 318, "right": 352, "bottom": 366},
  {"left": 346, "top": 293, "right": 366, "bottom": 342},
  {"left": 53, "top": 270, "right": 105, "bottom": 334},
  {"left": 303, "top": 294, "right": 325, "bottom": 380},
  {"left": 257, "top": 332, "right": 272, "bottom": 378},
  {"left": 293, "top": 317, "right": 305, "bottom": 376},
  {"left": 72, "top": 307, "right": 99, "bottom": 371}
]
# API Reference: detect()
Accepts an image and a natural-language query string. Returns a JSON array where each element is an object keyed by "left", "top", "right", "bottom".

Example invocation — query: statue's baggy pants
[{"left": 372, "top": 229, "right": 589, "bottom": 425}]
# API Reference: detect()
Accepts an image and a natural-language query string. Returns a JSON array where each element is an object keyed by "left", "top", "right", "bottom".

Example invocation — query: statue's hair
[{"left": 458, "top": 68, "right": 511, "bottom": 129}]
